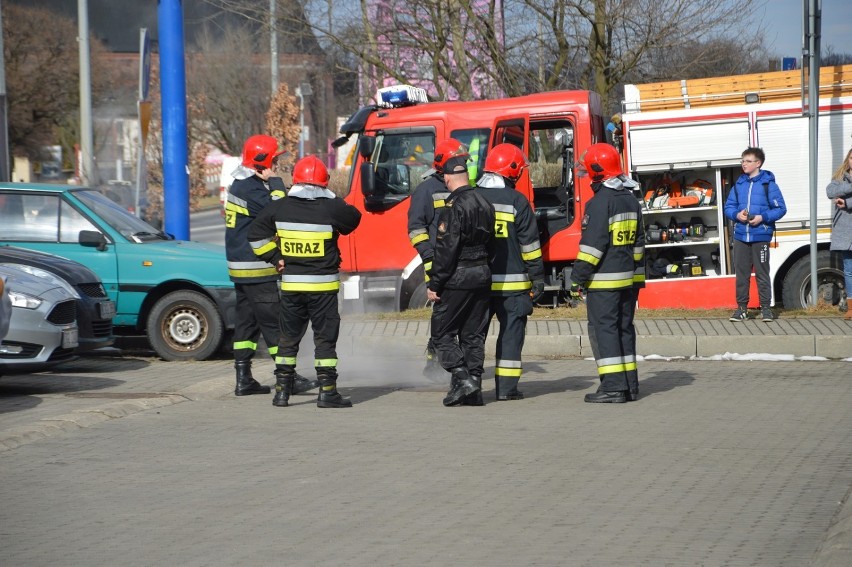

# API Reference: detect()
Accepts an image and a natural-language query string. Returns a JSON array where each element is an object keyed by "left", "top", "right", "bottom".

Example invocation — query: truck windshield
[{"left": 75, "top": 190, "right": 170, "bottom": 242}]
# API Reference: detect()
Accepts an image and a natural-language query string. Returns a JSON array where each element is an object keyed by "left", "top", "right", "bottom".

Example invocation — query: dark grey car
[{"left": 0, "top": 245, "right": 114, "bottom": 353}]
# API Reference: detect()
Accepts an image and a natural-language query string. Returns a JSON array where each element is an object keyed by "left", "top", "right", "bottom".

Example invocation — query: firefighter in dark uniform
[
  {"left": 226, "top": 134, "right": 316, "bottom": 396},
  {"left": 426, "top": 155, "right": 495, "bottom": 406},
  {"left": 570, "top": 143, "right": 645, "bottom": 403},
  {"left": 477, "top": 144, "right": 545, "bottom": 401},
  {"left": 248, "top": 155, "right": 361, "bottom": 408},
  {"left": 407, "top": 138, "right": 468, "bottom": 379}
]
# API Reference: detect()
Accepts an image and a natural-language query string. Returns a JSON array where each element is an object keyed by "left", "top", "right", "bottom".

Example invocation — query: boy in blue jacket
[{"left": 724, "top": 147, "right": 787, "bottom": 322}]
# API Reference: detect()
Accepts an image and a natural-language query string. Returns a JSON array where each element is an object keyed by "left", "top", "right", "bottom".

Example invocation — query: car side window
[
  {"left": 2, "top": 194, "right": 59, "bottom": 241},
  {"left": 0, "top": 194, "right": 98, "bottom": 242},
  {"left": 59, "top": 200, "right": 99, "bottom": 242}
]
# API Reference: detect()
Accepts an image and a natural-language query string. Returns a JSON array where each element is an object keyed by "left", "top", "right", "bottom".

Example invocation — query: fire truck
[{"left": 334, "top": 65, "right": 852, "bottom": 311}]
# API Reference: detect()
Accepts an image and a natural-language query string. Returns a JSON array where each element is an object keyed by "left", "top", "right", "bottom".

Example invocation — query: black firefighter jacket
[
  {"left": 571, "top": 180, "right": 646, "bottom": 292},
  {"left": 477, "top": 175, "right": 545, "bottom": 295},
  {"left": 429, "top": 185, "right": 495, "bottom": 294},
  {"left": 225, "top": 175, "right": 287, "bottom": 284},
  {"left": 247, "top": 185, "right": 361, "bottom": 293},
  {"left": 407, "top": 174, "right": 450, "bottom": 278}
]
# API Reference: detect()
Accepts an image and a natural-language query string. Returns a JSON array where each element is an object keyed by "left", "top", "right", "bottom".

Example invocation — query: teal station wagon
[{"left": 0, "top": 183, "right": 236, "bottom": 361}]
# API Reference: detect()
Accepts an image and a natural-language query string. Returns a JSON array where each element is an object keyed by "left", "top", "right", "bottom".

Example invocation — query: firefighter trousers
[
  {"left": 430, "top": 287, "right": 490, "bottom": 377},
  {"left": 277, "top": 292, "right": 340, "bottom": 378},
  {"left": 490, "top": 293, "right": 534, "bottom": 388},
  {"left": 233, "top": 281, "right": 280, "bottom": 363},
  {"left": 586, "top": 289, "right": 638, "bottom": 394}
]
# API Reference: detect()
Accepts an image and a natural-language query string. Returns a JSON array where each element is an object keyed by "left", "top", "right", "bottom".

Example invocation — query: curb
[{"left": 0, "top": 377, "right": 234, "bottom": 453}]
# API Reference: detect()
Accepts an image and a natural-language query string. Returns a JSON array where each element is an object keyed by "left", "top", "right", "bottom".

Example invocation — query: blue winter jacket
[{"left": 724, "top": 169, "right": 787, "bottom": 243}]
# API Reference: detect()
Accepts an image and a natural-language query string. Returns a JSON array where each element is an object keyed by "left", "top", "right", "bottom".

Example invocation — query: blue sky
[{"left": 761, "top": 0, "right": 849, "bottom": 59}]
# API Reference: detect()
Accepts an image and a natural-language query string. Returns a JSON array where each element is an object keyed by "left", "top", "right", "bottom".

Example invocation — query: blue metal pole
[{"left": 157, "top": 0, "right": 190, "bottom": 239}]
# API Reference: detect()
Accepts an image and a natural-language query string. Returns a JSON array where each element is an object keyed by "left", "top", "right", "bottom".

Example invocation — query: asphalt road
[
  {"left": 1, "top": 353, "right": 851, "bottom": 566},
  {"left": 189, "top": 207, "right": 225, "bottom": 245}
]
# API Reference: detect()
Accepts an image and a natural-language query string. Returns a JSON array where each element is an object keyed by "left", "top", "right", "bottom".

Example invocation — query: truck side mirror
[
  {"left": 358, "top": 136, "right": 376, "bottom": 158},
  {"left": 360, "top": 162, "right": 377, "bottom": 197},
  {"left": 79, "top": 230, "right": 107, "bottom": 251}
]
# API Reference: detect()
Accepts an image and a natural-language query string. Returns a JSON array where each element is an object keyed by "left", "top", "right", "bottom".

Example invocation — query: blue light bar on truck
[{"left": 376, "top": 85, "right": 429, "bottom": 108}]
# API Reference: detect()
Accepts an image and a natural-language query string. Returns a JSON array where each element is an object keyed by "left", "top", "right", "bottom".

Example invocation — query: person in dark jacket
[
  {"left": 724, "top": 147, "right": 787, "bottom": 322},
  {"left": 225, "top": 134, "right": 316, "bottom": 396},
  {"left": 826, "top": 147, "right": 852, "bottom": 319},
  {"left": 427, "top": 155, "right": 495, "bottom": 406},
  {"left": 248, "top": 155, "right": 361, "bottom": 408},
  {"left": 407, "top": 138, "right": 469, "bottom": 380},
  {"left": 477, "top": 143, "right": 545, "bottom": 402},
  {"left": 571, "top": 143, "right": 645, "bottom": 403}
]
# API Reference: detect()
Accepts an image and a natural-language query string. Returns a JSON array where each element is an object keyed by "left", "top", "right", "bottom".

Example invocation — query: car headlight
[{"left": 8, "top": 290, "right": 43, "bottom": 309}]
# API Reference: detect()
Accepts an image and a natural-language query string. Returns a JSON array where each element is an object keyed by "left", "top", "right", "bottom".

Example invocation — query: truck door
[
  {"left": 349, "top": 127, "right": 436, "bottom": 272},
  {"left": 490, "top": 114, "right": 530, "bottom": 200}
]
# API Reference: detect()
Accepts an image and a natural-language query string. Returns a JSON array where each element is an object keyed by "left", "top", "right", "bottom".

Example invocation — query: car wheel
[{"left": 146, "top": 290, "right": 223, "bottom": 361}]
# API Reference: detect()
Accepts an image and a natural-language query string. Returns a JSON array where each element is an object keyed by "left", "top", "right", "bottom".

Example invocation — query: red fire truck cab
[{"left": 335, "top": 87, "right": 606, "bottom": 312}]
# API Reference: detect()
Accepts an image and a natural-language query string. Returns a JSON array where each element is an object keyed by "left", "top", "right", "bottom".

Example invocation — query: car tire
[
  {"left": 146, "top": 290, "right": 224, "bottom": 361},
  {"left": 407, "top": 281, "right": 434, "bottom": 310}
]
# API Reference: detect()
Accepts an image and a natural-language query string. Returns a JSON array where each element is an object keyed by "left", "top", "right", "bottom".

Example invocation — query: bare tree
[
  {"left": 186, "top": 24, "right": 272, "bottom": 155},
  {"left": 3, "top": 3, "right": 111, "bottom": 162},
  {"left": 201, "top": 0, "right": 770, "bottom": 115}
]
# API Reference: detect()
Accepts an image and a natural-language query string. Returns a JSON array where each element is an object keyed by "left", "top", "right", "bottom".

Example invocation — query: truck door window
[
  {"left": 449, "top": 129, "right": 490, "bottom": 184},
  {"left": 528, "top": 121, "right": 575, "bottom": 238}
]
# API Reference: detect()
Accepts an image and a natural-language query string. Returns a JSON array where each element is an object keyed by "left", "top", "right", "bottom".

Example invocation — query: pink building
[{"left": 361, "top": 0, "right": 505, "bottom": 104}]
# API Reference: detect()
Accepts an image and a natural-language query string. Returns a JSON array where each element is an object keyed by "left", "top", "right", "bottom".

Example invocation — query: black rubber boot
[
  {"left": 272, "top": 370, "right": 295, "bottom": 407},
  {"left": 443, "top": 367, "right": 478, "bottom": 407},
  {"left": 495, "top": 376, "right": 524, "bottom": 401},
  {"left": 234, "top": 360, "right": 271, "bottom": 396},
  {"left": 463, "top": 374, "right": 484, "bottom": 406},
  {"left": 584, "top": 386, "right": 627, "bottom": 403},
  {"left": 293, "top": 372, "right": 320, "bottom": 395},
  {"left": 317, "top": 375, "right": 352, "bottom": 408},
  {"left": 422, "top": 341, "right": 448, "bottom": 383}
]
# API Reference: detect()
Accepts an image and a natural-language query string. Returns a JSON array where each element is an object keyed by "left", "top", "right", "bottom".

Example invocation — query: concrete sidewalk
[{"left": 340, "top": 315, "right": 852, "bottom": 359}]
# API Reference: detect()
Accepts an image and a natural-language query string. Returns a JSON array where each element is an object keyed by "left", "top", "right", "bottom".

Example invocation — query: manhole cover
[{"left": 64, "top": 392, "right": 174, "bottom": 399}]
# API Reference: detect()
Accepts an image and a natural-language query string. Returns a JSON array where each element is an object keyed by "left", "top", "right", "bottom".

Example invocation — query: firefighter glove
[
  {"left": 530, "top": 280, "right": 545, "bottom": 302},
  {"left": 568, "top": 283, "right": 583, "bottom": 300}
]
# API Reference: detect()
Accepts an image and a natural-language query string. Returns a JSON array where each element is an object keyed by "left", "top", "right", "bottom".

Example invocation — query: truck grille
[
  {"left": 47, "top": 300, "right": 77, "bottom": 325},
  {"left": 77, "top": 283, "right": 107, "bottom": 298}
]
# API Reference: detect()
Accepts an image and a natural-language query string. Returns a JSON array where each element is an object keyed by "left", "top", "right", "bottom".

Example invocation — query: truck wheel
[
  {"left": 146, "top": 290, "right": 224, "bottom": 361},
  {"left": 407, "top": 281, "right": 434, "bottom": 310},
  {"left": 780, "top": 251, "right": 845, "bottom": 309}
]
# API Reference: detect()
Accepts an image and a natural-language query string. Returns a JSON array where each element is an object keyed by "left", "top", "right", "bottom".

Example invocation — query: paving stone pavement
[{"left": 1, "top": 336, "right": 851, "bottom": 566}]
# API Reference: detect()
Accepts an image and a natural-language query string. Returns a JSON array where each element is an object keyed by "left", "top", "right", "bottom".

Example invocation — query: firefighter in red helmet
[
  {"left": 477, "top": 143, "right": 545, "bottom": 402},
  {"left": 571, "top": 143, "right": 645, "bottom": 403},
  {"left": 226, "top": 134, "right": 313, "bottom": 396},
  {"left": 248, "top": 155, "right": 361, "bottom": 408},
  {"left": 407, "top": 138, "right": 469, "bottom": 381}
]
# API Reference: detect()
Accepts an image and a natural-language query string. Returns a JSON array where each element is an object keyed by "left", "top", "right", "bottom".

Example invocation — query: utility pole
[
  {"left": 78, "top": 0, "right": 95, "bottom": 185},
  {"left": 0, "top": 5, "right": 10, "bottom": 182},
  {"left": 804, "top": 0, "right": 821, "bottom": 306},
  {"left": 158, "top": 0, "right": 190, "bottom": 240},
  {"left": 270, "top": 0, "right": 279, "bottom": 95}
]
